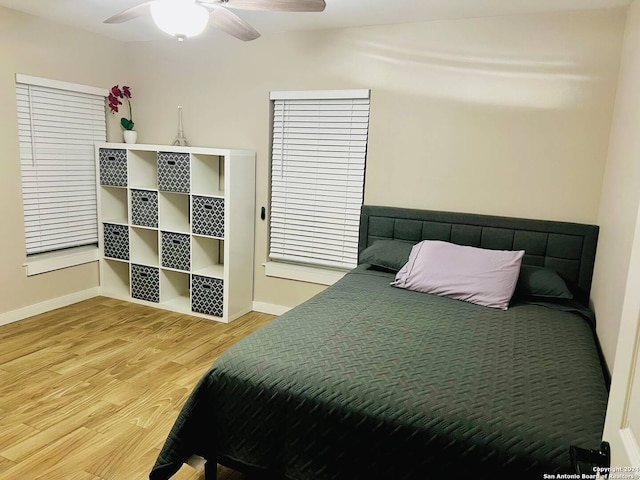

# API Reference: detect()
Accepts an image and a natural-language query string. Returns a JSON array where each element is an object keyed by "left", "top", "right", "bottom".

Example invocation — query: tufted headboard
[{"left": 358, "top": 205, "right": 599, "bottom": 306}]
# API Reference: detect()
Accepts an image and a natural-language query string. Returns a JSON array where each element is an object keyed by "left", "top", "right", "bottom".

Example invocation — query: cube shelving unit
[{"left": 96, "top": 143, "right": 255, "bottom": 323}]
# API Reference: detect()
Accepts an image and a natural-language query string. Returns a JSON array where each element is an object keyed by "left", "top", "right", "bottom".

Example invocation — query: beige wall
[
  {"left": 592, "top": 0, "right": 640, "bottom": 369},
  {"left": 126, "top": 9, "right": 624, "bottom": 308},
  {"left": 0, "top": 5, "right": 632, "bottom": 366},
  {"left": 0, "top": 7, "right": 126, "bottom": 316}
]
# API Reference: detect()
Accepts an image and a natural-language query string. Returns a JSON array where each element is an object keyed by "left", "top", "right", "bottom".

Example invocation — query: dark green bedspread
[{"left": 150, "top": 267, "right": 608, "bottom": 479}]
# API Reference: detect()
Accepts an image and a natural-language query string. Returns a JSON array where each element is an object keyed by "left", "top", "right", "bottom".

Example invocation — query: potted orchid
[{"left": 108, "top": 85, "right": 136, "bottom": 143}]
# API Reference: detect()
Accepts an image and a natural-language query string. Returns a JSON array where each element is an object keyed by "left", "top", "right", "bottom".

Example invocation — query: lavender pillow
[{"left": 393, "top": 240, "right": 524, "bottom": 310}]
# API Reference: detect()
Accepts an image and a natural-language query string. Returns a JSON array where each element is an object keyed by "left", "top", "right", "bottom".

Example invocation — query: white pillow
[{"left": 393, "top": 240, "right": 524, "bottom": 310}]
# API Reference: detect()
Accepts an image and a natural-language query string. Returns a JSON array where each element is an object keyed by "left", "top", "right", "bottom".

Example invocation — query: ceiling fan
[{"left": 104, "top": 0, "right": 326, "bottom": 42}]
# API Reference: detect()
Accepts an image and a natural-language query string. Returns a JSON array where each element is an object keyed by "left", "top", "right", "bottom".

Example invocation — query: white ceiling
[{"left": 0, "top": 0, "right": 632, "bottom": 42}]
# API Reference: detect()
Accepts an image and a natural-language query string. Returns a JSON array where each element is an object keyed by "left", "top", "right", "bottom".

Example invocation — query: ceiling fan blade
[
  {"left": 104, "top": 2, "right": 152, "bottom": 23},
  {"left": 215, "top": 0, "right": 325, "bottom": 12},
  {"left": 210, "top": 7, "right": 261, "bottom": 41}
]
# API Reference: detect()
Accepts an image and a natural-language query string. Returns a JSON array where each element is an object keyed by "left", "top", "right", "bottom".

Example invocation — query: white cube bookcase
[{"left": 96, "top": 143, "right": 255, "bottom": 323}]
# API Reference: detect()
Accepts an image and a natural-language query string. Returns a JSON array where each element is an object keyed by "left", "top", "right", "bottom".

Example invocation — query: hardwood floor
[{"left": 0, "top": 297, "right": 276, "bottom": 480}]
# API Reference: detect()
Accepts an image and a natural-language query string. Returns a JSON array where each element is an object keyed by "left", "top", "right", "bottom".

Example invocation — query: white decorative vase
[{"left": 123, "top": 130, "right": 138, "bottom": 144}]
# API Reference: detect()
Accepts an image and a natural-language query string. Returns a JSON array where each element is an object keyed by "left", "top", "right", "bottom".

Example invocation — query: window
[
  {"left": 16, "top": 74, "right": 107, "bottom": 259},
  {"left": 269, "top": 89, "right": 370, "bottom": 273}
]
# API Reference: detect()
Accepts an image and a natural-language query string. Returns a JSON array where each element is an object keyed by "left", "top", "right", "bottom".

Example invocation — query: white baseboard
[
  {"left": 252, "top": 301, "right": 291, "bottom": 316},
  {"left": 0, "top": 287, "right": 100, "bottom": 327},
  {"left": 0, "top": 292, "right": 287, "bottom": 328}
]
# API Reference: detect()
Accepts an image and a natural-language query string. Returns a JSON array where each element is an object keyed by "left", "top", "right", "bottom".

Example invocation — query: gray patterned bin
[
  {"left": 99, "top": 148, "right": 127, "bottom": 187},
  {"left": 158, "top": 152, "right": 190, "bottom": 193},
  {"left": 191, "top": 275, "right": 224, "bottom": 317},
  {"left": 103, "top": 223, "right": 129, "bottom": 260},
  {"left": 161, "top": 231, "right": 190, "bottom": 271},
  {"left": 131, "top": 189, "right": 158, "bottom": 228},
  {"left": 192, "top": 196, "right": 224, "bottom": 237},
  {"left": 131, "top": 264, "right": 160, "bottom": 303}
]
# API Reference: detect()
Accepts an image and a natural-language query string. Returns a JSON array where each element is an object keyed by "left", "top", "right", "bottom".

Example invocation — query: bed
[{"left": 150, "top": 205, "right": 608, "bottom": 480}]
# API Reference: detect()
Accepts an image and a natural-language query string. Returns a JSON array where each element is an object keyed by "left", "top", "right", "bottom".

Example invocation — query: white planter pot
[{"left": 123, "top": 130, "right": 138, "bottom": 144}]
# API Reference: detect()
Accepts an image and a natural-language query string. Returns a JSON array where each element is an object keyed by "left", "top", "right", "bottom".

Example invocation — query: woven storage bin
[
  {"left": 131, "top": 264, "right": 160, "bottom": 303},
  {"left": 192, "top": 196, "right": 224, "bottom": 237},
  {"left": 103, "top": 223, "right": 129, "bottom": 260},
  {"left": 157, "top": 152, "right": 190, "bottom": 193},
  {"left": 99, "top": 148, "right": 127, "bottom": 187},
  {"left": 161, "top": 231, "right": 191, "bottom": 271},
  {"left": 191, "top": 275, "right": 224, "bottom": 317},
  {"left": 131, "top": 189, "right": 158, "bottom": 228}
]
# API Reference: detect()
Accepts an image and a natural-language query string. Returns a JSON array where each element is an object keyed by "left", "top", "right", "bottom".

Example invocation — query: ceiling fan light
[{"left": 150, "top": 0, "right": 209, "bottom": 39}]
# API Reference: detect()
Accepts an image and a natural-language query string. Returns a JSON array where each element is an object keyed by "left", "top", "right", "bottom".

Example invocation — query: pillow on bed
[
  {"left": 516, "top": 265, "right": 573, "bottom": 299},
  {"left": 359, "top": 239, "right": 414, "bottom": 272},
  {"left": 392, "top": 240, "right": 524, "bottom": 310}
]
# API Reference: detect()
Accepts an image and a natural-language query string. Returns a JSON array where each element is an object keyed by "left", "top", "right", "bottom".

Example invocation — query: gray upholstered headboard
[{"left": 358, "top": 205, "right": 599, "bottom": 306}]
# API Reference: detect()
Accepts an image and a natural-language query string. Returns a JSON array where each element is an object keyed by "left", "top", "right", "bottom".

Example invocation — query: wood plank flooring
[{"left": 0, "top": 297, "right": 276, "bottom": 480}]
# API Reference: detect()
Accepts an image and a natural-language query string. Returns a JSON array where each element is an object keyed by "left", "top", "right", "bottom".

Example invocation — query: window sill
[
  {"left": 24, "top": 245, "right": 99, "bottom": 276},
  {"left": 264, "top": 261, "right": 347, "bottom": 286}
]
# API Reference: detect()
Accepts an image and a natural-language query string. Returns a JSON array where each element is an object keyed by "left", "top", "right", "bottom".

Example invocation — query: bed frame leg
[{"left": 204, "top": 461, "right": 217, "bottom": 480}]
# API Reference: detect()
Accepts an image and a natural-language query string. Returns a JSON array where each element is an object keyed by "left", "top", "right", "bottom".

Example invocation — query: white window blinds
[
  {"left": 269, "top": 90, "right": 370, "bottom": 270},
  {"left": 16, "top": 75, "right": 107, "bottom": 255}
]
